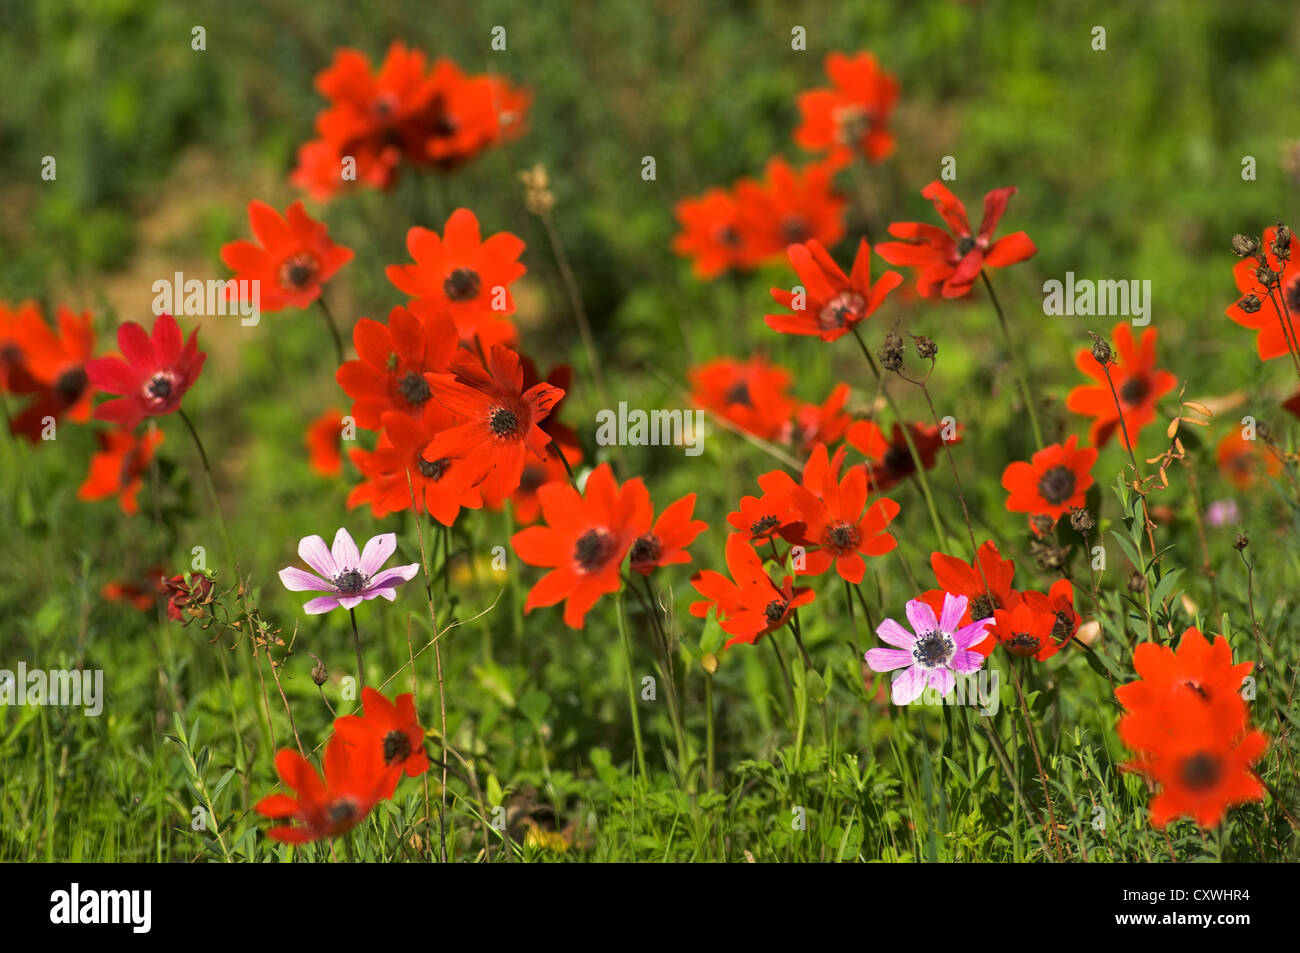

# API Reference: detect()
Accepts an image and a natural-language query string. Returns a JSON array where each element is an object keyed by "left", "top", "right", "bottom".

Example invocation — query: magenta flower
[
  {"left": 865, "top": 592, "right": 991, "bottom": 705},
  {"left": 278, "top": 528, "right": 419, "bottom": 615}
]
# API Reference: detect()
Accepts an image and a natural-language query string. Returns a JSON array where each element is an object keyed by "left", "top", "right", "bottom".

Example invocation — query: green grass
[{"left": 1, "top": 0, "right": 1299, "bottom": 862}]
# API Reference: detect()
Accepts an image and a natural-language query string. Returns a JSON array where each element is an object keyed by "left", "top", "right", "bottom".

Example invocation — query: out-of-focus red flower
[
  {"left": 672, "top": 187, "right": 752, "bottom": 279},
  {"left": 7, "top": 305, "right": 98, "bottom": 441},
  {"left": 1215, "top": 431, "right": 1281, "bottom": 489},
  {"left": 78, "top": 425, "right": 164, "bottom": 514},
  {"left": 220, "top": 200, "right": 353, "bottom": 313},
  {"left": 766, "top": 239, "right": 901, "bottom": 342},
  {"left": 85, "top": 314, "right": 205, "bottom": 429},
  {"left": 876, "top": 181, "right": 1036, "bottom": 298},
  {"left": 689, "top": 355, "right": 796, "bottom": 443},
  {"left": 0, "top": 300, "right": 41, "bottom": 393},
  {"left": 161, "top": 572, "right": 214, "bottom": 622},
  {"left": 846, "top": 419, "right": 956, "bottom": 492},
  {"left": 102, "top": 566, "right": 168, "bottom": 612},
  {"left": 511, "top": 463, "right": 651, "bottom": 628},
  {"left": 794, "top": 51, "right": 899, "bottom": 164},
  {"left": 789, "top": 383, "right": 851, "bottom": 454},
  {"left": 1067, "top": 323, "right": 1176, "bottom": 451},
  {"left": 733, "top": 157, "right": 847, "bottom": 268},
  {"left": 306, "top": 407, "right": 346, "bottom": 478}
]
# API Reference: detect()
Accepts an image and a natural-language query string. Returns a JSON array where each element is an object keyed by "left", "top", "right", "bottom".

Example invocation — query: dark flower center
[
  {"left": 56, "top": 366, "right": 87, "bottom": 404},
  {"left": 279, "top": 253, "right": 319, "bottom": 289},
  {"left": 1179, "top": 753, "right": 1222, "bottom": 792},
  {"left": 333, "top": 569, "right": 368, "bottom": 595},
  {"left": 1006, "top": 632, "right": 1041, "bottom": 655},
  {"left": 382, "top": 729, "right": 412, "bottom": 765},
  {"left": 957, "top": 235, "right": 977, "bottom": 256},
  {"left": 573, "top": 528, "right": 615, "bottom": 572},
  {"left": 397, "top": 370, "right": 432, "bottom": 407},
  {"left": 1282, "top": 279, "right": 1300, "bottom": 314},
  {"left": 1037, "top": 465, "right": 1077, "bottom": 505},
  {"left": 1119, "top": 376, "right": 1149, "bottom": 405},
  {"left": 443, "top": 268, "right": 481, "bottom": 302},
  {"left": 781, "top": 217, "right": 809, "bottom": 244},
  {"left": 883, "top": 444, "right": 915, "bottom": 475},
  {"left": 327, "top": 799, "right": 358, "bottom": 826},
  {"left": 417, "top": 455, "right": 449, "bottom": 480},
  {"left": 489, "top": 407, "right": 519, "bottom": 437},
  {"left": 764, "top": 599, "right": 787, "bottom": 624},
  {"left": 818, "top": 291, "right": 867, "bottom": 331},
  {"left": 629, "top": 534, "right": 661, "bottom": 567},
  {"left": 827, "top": 521, "right": 859, "bottom": 552},
  {"left": 1052, "top": 611, "right": 1074, "bottom": 642},
  {"left": 750, "top": 514, "right": 780, "bottom": 537},
  {"left": 715, "top": 225, "right": 741, "bottom": 247},
  {"left": 725, "top": 381, "right": 752, "bottom": 406},
  {"left": 146, "top": 374, "right": 173, "bottom": 400},
  {"left": 912, "top": 631, "right": 954, "bottom": 668},
  {"left": 970, "top": 592, "right": 999, "bottom": 621}
]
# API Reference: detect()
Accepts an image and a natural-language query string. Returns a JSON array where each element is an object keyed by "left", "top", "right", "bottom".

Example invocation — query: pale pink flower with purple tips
[
  {"left": 279, "top": 528, "right": 420, "bottom": 615},
  {"left": 865, "top": 592, "right": 991, "bottom": 705}
]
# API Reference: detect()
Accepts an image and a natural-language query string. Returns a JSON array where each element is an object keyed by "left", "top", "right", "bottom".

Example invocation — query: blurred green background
[{"left": 1, "top": 0, "right": 1298, "bottom": 860}]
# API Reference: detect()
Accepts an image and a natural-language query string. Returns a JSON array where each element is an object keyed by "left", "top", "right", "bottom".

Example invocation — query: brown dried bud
[
  {"left": 1069, "top": 507, "right": 1095, "bottom": 533},
  {"left": 1255, "top": 265, "right": 1277, "bottom": 288},
  {"left": 1029, "top": 538, "right": 1067, "bottom": 572},
  {"left": 1238, "top": 294, "right": 1261, "bottom": 314},
  {"left": 1233, "top": 533, "right": 1249, "bottom": 552},
  {"left": 1087, "top": 331, "right": 1113, "bottom": 366},
  {"left": 1273, "top": 224, "right": 1292, "bottom": 262},
  {"left": 310, "top": 658, "right": 328, "bottom": 686},
  {"left": 878, "top": 330, "right": 905, "bottom": 372},
  {"left": 912, "top": 334, "right": 938, "bottom": 360},
  {"left": 1127, "top": 571, "right": 1147, "bottom": 594},
  {"left": 1031, "top": 514, "right": 1056, "bottom": 536},
  {"left": 1231, "top": 234, "right": 1261, "bottom": 258}
]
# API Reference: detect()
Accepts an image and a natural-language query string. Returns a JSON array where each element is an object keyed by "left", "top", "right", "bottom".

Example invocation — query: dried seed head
[
  {"left": 1231, "top": 233, "right": 1261, "bottom": 258},
  {"left": 879, "top": 330, "right": 905, "bottom": 372},
  {"left": 1127, "top": 571, "right": 1147, "bottom": 594},
  {"left": 1238, "top": 294, "right": 1262, "bottom": 314},
  {"left": 1031, "top": 514, "right": 1056, "bottom": 536},
  {"left": 1255, "top": 265, "right": 1278, "bottom": 288},
  {"left": 1233, "top": 533, "right": 1249, "bottom": 552},
  {"left": 912, "top": 334, "right": 938, "bottom": 360},
  {"left": 1029, "top": 538, "right": 1067, "bottom": 571},
  {"left": 311, "top": 658, "right": 328, "bottom": 686},
  {"left": 1273, "top": 223, "right": 1292, "bottom": 262},
  {"left": 1087, "top": 331, "right": 1113, "bottom": 366},
  {"left": 1069, "top": 507, "right": 1095, "bottom": 533}
]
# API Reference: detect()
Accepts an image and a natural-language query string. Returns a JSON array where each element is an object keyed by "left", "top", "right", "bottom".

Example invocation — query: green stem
[
  {"left": 981, "top": 269, "right": 1044, "bottom": 449},
  {"left": 616, "top": 593, "right": 648, "bottom": 780}
]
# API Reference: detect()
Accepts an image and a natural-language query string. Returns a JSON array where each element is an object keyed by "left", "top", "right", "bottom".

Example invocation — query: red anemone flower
[
  {"left": 920, "top": 540, "right": 1021, "bottom": 658},
  {"left": 1215, "top": 432, "right": 1281, "bottom": 489},
  {"left": 7, "top": 305, "right": 98, "bottom": 441},
  {"left": 788, "top": 444, "right": 900, "bottom": 583},
  {"left": 986, "top": 596, "right": 1070, "bottom": 661},
  {"left": 333, "top": 687, "right": 430, "bottom": 799},
  {"left": 424, "top": 345, "right": 564, "bottom": 499},
  {"left": 790, "top": 383, "right": 851, "bottom": 453},
  {"left": 1001, "top": 435, "right": 1097, "bottom": 521},
  {"left": 78, "top": 425, "right": 164, "bottom": 514},
  {"left": 0, "top": 300, "right": 40, "bottom": 392},
  {"left": 672, "top": 187, "right": 753, "bottom": 279},
  {"left": 846, "top": 419, "right": 955, "bottom": 492},
  {"left": 688, "top": 355, "right": 796, "bottom": 443},
  {"left": 1115, "top": 627, "right": 1255, "bottom": 732},
  {"left": 876, "top": 181, "right": 1036, "bottom": 298},
  {"left": 766, "top": 239, "right": 901, "bottom": 342},
  {"left": 733, "top": 157, "right": 847, "bottom": 267},
  {"left": 336, "top": 306, "right": 458, "bottom": 431},
  {"left": 794, "top": 51, "right": 899, "bottom": 164},
  {"left": 689, "top": 534, "right": 816, "bottom": 648},
  {"left": 629, "top": 493, "right": 708, "bottom": 575},
  {"left": 1066, "top": 323, "right": 1176, "bottom": 451},
  {"left": 386, "top": 209, "right": 526, "bottom": 343},
  {"left": 220, "top": 200, "right": 353, "bottom": 313},
  {"left": 348, "top": 404, "right": 483, "bottom": 525},
  {"left": 727, "top": 471, "right": 807, "bottom": 546},
  {"left": 161, "top": 572, "right": 214, "bottom": 622},
  {"left": 1225, "top": 225, "right": 1300, "bottom": 361},
  {"left": 255, "top": 736, "right": 392, "bottom": 843},
  {"left": 484, "top": 438, "right": 582, "bottom": 525},
  {"left": 511, "top": 463, "right": 651, "bottom": 628},
  {"left": 86, "top": 313, "right": 205, "bottom": 428}
]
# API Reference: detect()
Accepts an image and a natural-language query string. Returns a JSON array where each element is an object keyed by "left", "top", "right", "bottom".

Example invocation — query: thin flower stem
[
  {"left": 1011, "top": 659, "right": 1064, "bottom": 862},
  {"left": 349, "top": 607, "right": 365, "bottom": 690},
  {"left": 849, "top": 326, "right": 946, "bottom": 544},
  {"left": 704, "top": 673, "right": 715, "bottom": 793},
  {"left": 316, "top": 294, "right": 345, "bottom": 365},
  {"left": 549, "top": 438, "right": 580, "bottom": 491},
  {"left": 616, "top": 592, "right": 649, "bottom": 780},
  {"left": 981, "top": 270, "right": 1044, "bottom": 449},
  {"left": 1262, "top": 280, "right": 1300, "bottom": 382}
]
